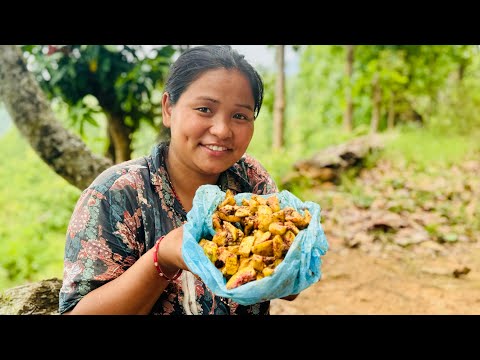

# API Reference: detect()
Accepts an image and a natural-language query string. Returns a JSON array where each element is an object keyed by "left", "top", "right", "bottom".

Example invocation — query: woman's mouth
[{"left": 203, "top": 144, "right": 230, "bottom": 152}]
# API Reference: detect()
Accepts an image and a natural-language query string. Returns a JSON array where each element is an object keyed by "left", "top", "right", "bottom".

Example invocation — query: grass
[
  {"left": 379, "top": 125, "right": 480, "bottom": 171},
  {"left": 0, "top": 128, "right": 80, "bottom": 290}
]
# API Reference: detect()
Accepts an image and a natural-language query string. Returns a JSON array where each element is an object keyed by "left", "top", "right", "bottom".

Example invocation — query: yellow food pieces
[{"left": 199, "top": 190, "right": 311, "bottom": 289}]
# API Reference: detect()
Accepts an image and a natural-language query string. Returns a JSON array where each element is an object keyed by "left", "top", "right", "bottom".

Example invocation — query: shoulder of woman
[
  {"left": 240, "top": 153, "right": 278, "bottom": 194},
  {"left": 88, "top": 157, "right": 150, "bottom": 195},
  {"left": 240, "top": 153, "right": 267, "bottom": 172}
]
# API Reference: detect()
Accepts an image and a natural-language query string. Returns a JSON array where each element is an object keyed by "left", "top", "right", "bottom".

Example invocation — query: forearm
[
  {"left": 64, "top": 246, "right": 168, "bottom": 314},
  {"left": 64, "top": 228, "right": 187, "bottom": 315}
]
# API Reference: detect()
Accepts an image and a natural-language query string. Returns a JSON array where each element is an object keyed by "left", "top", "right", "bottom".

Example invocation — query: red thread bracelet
[{"left": 153, "top": 236, "right": 182, "bottom": 281}]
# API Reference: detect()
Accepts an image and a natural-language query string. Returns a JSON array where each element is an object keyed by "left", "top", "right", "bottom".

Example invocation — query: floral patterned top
[{"left": 59, "top": 141, "right": 278, "bottom": 315}]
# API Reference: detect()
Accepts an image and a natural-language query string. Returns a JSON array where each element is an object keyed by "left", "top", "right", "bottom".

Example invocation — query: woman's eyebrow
[
  {"left": 195, "top": 96, "right": 219, "bottom": 104},
  {"left": 236, "top": 103, "right": 254, "bottom": 112}
]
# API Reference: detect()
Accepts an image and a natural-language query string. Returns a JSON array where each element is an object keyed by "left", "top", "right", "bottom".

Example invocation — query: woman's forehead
[{"left": 182, "top": 69, "right": 254, "bottom": 105}]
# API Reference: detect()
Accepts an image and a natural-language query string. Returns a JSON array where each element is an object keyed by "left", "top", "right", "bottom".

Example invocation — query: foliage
[
  {"left": 291, "top": 46, "right": 345, "bottom": 147},
  {"left": 0, "top": 128, "right": 80, "bottom": 290},
  {"left": 21, "top": 45, "right": 175, "bottom": 158},
  {"left": 429, "top": 54, "right": 480, "bottom": 134},
  {"left": 379, "top": 125, "right": 480, "bottom": 172},
  {"left": 292, "top": 45, "right": 480, "bottom": 135}
]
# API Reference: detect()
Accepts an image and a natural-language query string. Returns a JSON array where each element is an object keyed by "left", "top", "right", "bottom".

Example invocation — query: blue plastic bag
[{"left": 182, "top": 184, "right": 329, "bottom": 306}]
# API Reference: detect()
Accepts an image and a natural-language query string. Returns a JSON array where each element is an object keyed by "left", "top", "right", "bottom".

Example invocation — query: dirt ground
[{"left": 270, "top": 236, "right": 480, "bottom": 315}]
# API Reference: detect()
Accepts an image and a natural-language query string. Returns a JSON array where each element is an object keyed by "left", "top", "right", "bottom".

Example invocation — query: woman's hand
[
  {"left": 63, "top": 225, "right": 190, "bottom": 315},
  {"left": 156, "top": 226, "right": 189, "bottom": 278}
]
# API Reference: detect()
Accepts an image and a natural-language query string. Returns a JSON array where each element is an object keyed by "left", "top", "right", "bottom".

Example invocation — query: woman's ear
[{"left": 162, "top": 92, "right": 172, "bottom": 128}]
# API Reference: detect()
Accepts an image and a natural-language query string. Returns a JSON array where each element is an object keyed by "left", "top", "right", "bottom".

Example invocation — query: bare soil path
[{"left": 271, "top": 238, "right": 480, "bottom": 315}]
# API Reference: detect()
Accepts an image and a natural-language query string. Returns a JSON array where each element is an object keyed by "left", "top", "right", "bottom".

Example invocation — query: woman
[{"left": 59, "top": 45, "right": 297, "bottom": 315}]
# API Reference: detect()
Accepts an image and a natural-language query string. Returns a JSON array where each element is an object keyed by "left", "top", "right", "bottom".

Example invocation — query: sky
[
  {"left": 230, "top": 45, "right": 299, "bottom": 74},
  {"left": 145, "top": 45, "right": 300, "bottom": 74}
]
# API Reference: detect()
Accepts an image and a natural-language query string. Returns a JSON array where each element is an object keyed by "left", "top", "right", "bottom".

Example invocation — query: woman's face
[{"left": 162, "top": 68, "right": 255, "bottom": 178}]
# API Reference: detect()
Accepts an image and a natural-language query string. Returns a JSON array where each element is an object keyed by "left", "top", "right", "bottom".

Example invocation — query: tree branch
[{"left": 0, "top": 45, "right": 112, "bottom": 190}]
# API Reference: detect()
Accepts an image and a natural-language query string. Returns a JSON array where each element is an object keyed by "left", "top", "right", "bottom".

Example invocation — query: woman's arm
[{"left": 64, "top": 226, "right": 187, "bottom": 315}]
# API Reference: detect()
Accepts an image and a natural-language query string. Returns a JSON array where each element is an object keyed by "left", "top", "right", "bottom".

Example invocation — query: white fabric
[{"left": 181, "top": 271, "right": 199, "bottom": 315}]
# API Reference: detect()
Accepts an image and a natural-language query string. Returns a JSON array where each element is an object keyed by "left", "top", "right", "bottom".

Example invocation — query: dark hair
[{"left": 164, "top": 45, "right": 264, "bottom": 118}]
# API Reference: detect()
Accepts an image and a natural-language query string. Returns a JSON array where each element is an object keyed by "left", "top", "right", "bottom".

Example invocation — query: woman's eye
[
  {"left": 196, "top": 107, "right": 211, "bottom": 113},
  {"left": 233, "top": 114, "right": 251, "bottom": 121}
]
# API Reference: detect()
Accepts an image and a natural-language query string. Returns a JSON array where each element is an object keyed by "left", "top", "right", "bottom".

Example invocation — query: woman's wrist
[{"left": 154, "top": 235, "right": 183, "bottom": 281}]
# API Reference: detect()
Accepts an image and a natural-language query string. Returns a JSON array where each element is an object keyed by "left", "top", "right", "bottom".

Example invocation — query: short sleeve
[{"left": 58, "top": 173, "right": 145, "bottom": 314}]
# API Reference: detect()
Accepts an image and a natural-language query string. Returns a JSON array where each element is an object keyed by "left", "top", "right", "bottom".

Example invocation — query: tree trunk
[
  {"left": 343, "top": 45, "right": 355, "bottom": 132},
  {"left": 0, "top": 45, "right": 112, "bottom": 191},
  {"left": 370, "top": 73, "right": 381, "bottom": 133},
  {"left": 273, "top": 45, "right": 285, "bottom": 150},
  {"left": 387, "top": 92, "right": 395, "bottom": 130},
  {"left": 106, "top": 130, "right": 116, "bottom": 162},
  {"left": 107, "top": 113, "right": 132, "bottom": 163}
]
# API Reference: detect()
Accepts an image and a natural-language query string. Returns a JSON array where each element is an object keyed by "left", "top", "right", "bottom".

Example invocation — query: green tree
[
  {"left": 0, "top": 45, "right": 111, "bottom": 190},
  {"left": 22, "top": 45, "right": 175, "bottom": 163},
  {"left": 293, "top": 45, "right": 476, "bottom": 138}
]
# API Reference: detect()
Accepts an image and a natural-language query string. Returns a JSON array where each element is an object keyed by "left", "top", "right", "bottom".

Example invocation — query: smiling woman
[{"left": 58, "top": 45, "right": 305, "bottom": 315}]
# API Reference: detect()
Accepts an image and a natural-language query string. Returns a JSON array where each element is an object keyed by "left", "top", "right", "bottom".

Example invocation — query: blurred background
[{"left": 0, "top": 45, "right": 479, "bottom": 313}]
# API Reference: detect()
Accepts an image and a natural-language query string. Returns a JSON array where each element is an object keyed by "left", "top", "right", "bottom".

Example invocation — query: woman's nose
[{"left": 210, "top": 116, "right": 232, "bottom": 139}]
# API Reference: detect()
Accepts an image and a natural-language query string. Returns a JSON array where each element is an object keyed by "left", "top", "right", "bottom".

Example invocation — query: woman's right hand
[
  {"left": 156, "top": 226, "right": 189, "bottom": 278},
  {"left": 63, "top": 225, "right": 190, "bottom": 315}
]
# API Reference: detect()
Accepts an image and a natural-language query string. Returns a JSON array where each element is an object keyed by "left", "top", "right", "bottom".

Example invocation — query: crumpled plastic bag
[{"left": 182, "top": 184, "right": 329, "bottom": 306}]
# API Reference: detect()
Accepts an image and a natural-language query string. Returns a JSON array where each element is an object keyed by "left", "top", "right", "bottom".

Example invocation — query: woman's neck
[{"left": 165, "top": 150, "right": 219, "bottom": 212}]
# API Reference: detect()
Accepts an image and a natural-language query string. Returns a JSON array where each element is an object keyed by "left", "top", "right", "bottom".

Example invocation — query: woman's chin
[{"left": 198, "top": 163, "right": 232, "bottom": 177}]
